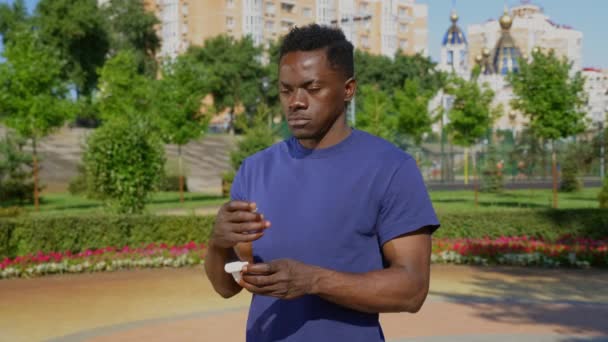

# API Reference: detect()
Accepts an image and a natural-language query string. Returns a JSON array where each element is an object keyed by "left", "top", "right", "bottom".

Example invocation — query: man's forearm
[
  {"left": 311, "top": 266, "right": 429, "bottom": 314},
  {"left": 204, "top": 241, "right": 242, "bottom": 298}
]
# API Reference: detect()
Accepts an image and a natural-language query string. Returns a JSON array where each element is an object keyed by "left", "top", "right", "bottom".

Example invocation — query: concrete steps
[{"left": 1, "top": 125, "right": 237, "bottom": 194}]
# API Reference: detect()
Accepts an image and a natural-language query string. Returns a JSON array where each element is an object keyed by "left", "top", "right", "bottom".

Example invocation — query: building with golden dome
[
  {"left": 431, "top": 1, "right": 605, "bottom": 161},
  {"left": 442, "top": 1, "right": 584, "bottom": 133},
  {"left": 438, "top": 9, "right": 468, "bottom": 78},
  {"left": 468, "top": 2, "right": 582, "bottom": 72}
]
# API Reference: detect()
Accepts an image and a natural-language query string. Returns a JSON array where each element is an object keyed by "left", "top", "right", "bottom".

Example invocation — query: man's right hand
[{"left": 210, "top": 201, "right": 271, "bottom": 249}]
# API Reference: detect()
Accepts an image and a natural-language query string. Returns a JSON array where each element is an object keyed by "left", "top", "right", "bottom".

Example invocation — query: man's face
[{"left": 279, "top": 49, "right": 355, "bottom": 140}]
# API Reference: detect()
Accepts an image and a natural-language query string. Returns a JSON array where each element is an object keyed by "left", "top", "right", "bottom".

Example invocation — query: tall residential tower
[{"left": 141, "top": 0, "right": 428, "bottom": 58}]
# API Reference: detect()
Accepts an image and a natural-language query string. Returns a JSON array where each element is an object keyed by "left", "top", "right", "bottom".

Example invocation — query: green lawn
[
  {"left": 9, "top": 192, "right": 227, "bottom": 217},
  {"left": 429, "top": 187, "right": 602, "bottom": 213},
  {"left": 4, "top": 187, "right": 603, "bottom": 217}
]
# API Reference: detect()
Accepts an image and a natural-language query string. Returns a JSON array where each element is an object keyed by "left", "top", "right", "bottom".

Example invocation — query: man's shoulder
[
  {"left": 240, "top": 140, "right": 285, "bottom": 169},
  {"left": 354, "top": 130, "right": 414, "bottom": 165}
]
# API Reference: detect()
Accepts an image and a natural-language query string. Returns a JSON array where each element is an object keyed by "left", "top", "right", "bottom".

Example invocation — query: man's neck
[{"left": 298, "top": 118, "right": 352, "bottom": 150}]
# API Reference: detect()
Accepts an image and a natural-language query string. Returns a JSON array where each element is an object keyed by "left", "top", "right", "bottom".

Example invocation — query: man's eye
[
  {"left": 307, "top": 87, "right": 321, "bottom": 93},
  {"left": 280, "top": 88, "right": 291, "bottom": 94}
]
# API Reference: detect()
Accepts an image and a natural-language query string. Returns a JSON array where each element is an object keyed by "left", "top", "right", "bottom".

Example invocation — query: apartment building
[{"left": 142, "top": 0, "right": 428, "bottom": 59}]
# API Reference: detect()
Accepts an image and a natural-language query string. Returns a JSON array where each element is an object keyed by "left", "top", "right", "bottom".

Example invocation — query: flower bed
[
  {"left": 0, "top": 242, "right": 206, "bottom": 279},
  {"left": 1, "top": 236, "right": 607, "bottom": 279},
  {"left": 433, "top": 235, "right": 608, "bottom": 268}
]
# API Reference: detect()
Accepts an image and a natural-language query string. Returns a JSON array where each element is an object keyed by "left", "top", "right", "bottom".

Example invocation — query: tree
[
  {"left": 390, "top": 52, "right": 445, "bottom": 96},
  {"left": 224, "top": 104, "right": 279, "bottom": 196},
  {"left": 355, "top": 85, "right": 396, "bottom": 142},
  {"left": 0, "top": 133, "right": 34, "bottom": 204},
  {"left": 393, "top": 79, "right": 434, "bottom": 145},
  {"left": 262, "top": 40, "right": 282, "bottom": 112},
  {"left": 96, "top": 50, "right": 155, "bottom": 125},
  {"left": 354, "top": 50, "right": 393, "bottom": 91},
  {"left": 444, "top": 74, "right": 496, "bottom": 185},
  {"left": 0, "top": 0, "right": 29, "bottom": 44},
  {"left": 101, "top": 0, "right": 160, "bottom": 77},
  {"left": 508, "top": 49, "right": 587, "bottom": 208},
  {"left": 354, "top": 50, "right": 445, "bottom": 99},
  {"left": 84, "top": 119, "right": 165, "bottom": 214},
  {"left": 0, "top": 28, "right": 74, "bottom": 210},
  {"left": 188, "top": 35, "right": 265, "bottom": 134},
  {"left": 354, "top": 51, "right": 444, "bottom": 146},
  {"left": 35, "top": 0, "right": 110, "bottom": 99},
  {"left": 82, "top": 49, "right": 163, "bottom": 213},
  {"left": 155, "top": 54, "right": 213, "bottom": 202}
]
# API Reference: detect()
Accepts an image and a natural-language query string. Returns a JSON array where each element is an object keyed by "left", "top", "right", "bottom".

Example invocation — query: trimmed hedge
[
  {"left": 0, "top": 215, "right": 215, "bottom": 258},
  {"left": 1, "top": 209, "right": 607, "bottom": 259},
  {"left": 434, "top": 209, "right": 608, "bottom": 240}
]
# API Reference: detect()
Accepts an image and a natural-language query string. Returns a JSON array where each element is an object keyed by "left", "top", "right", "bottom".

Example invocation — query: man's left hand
[{"left": 239, "top": 259, "right": 319, "bottom": 300}]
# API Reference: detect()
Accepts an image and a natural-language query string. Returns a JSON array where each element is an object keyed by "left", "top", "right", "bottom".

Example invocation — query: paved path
[{"left": 1, "top": 265, "right": 607, "bottom": 342}]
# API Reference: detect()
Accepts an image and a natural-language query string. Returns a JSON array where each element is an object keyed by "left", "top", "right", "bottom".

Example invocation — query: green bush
[
  {"left": 68, "top": 164, "right": 89, "bottom": 196},
  {"left": 560, "top": 144, "right": 586, "bottom": 192},
  {"left": 221, "top": 170, "right": 235, "bottom": 197},
  {"left": 0, "top": 215, "right": 215, "bottom": 258},
  {"left": 159, "top": 175, "right": 188, "bottom": 192},
  {"left": 0, "top": 207, "right": 24, "bottom": 218},
  {"left": 2, "top": 209, "right": 608, "bottom": 259},
  {"left": 480, "top": 145, "right": 504, "bottom": 193},
  {"left": 599, "top": 177, "right": 608, "bottom": 209},
  {"left": 0, "top": 134, "right": 36, "bottom": 204},
  {"left": 434, "top": 209, "right": 608, "bottom": 240},
  {"left": 84, "top": 120, "right": 165, "bottom": 214},
  {"left": 230, "top": 104, "right": 279, "bottom": 171},
  {"left": 560, "top": 158, "right": 582, "bottom": 192},
  {"left": 0, "top": 219, "right": 15, "bottom": 258}
]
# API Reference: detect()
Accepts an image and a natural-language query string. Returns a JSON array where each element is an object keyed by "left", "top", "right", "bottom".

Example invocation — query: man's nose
[{"left": 288, "top": 89, "right": 307, "bottom": 111}]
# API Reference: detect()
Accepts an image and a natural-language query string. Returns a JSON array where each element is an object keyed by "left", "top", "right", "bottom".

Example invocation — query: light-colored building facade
[
  {"left": 142, "top": 0, "right": 428, "bottom": 59},
  {"left": 462, "top": 2, "right": 586, "bottom": 133},
  {"left": 467, "top": 2, "right": 583, "bottom": 73},
  {"left": 583, "top": 67, "right": 608, "bottom": 125},
  {"left": 432, "top": 2, "right": 597, "bottom": 136},
  {"left": 437, "top": 10, "right": 468, "bottom": 79}
]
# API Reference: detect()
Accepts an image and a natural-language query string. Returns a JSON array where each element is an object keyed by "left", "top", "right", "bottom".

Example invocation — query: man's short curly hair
[{"left": 279, "top": 24, "right": 354, "bottom": 80}]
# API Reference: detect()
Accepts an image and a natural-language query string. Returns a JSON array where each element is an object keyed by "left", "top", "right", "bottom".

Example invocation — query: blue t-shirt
[{"left": 231, "top": 129, "right": 440, "bottom": 342}]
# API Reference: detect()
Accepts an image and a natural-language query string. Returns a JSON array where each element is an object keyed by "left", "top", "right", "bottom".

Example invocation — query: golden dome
[
  {"left": 475, "top": 54, "right": 483, "bottom": 63},
  {"left": 499, "top": 10, "right": 513, "bottom": 30},
  {"left": 482, "top": 47, "right": 491, "bottom": 57},
  {"left": 450, "top": 10, "right": 459, "bottom": 23}
]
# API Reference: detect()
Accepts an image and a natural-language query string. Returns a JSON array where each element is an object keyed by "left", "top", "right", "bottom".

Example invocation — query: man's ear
[{"left": 344, "top": 77, "right": 357, "bottom": 102}]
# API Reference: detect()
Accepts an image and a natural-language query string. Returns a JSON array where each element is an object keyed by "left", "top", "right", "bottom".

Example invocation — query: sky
[{"left": 1, "top": 0, "right": 607, "bottom": 68}]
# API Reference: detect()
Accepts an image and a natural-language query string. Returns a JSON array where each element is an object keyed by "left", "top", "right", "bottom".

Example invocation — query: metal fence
[{"left": 406, "top": 127, "right": 606, "bottom": 189}]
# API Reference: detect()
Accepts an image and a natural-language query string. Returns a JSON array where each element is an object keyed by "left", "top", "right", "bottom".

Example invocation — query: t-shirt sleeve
[
  {"left": 230, "top": 159, "right": 248, "bottom": 201},
  {"left": 377, "top": 157, "right": 440, "bottom": 246}
]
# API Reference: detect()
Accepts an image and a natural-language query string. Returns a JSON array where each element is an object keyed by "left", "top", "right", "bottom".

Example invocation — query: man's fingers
[
  {"left": 241, "top": 273, "right": 278, "bottom": 287},
  {"left": 243, "top": 262, "right": 275, "bottom": 275},
  {"left": 225, "top": 201, "right": 257, "bottom": 212},
  {"left": 228, "top": 211, "right": 263, "bottom": 223},
  {"left": 235, "top": 221, "right": 271, "bottom": 233},
  {"left": 239, "top": 279, "right": 282, "bottom": 295},
  {"left": 232, "top": 232, "right": 265, "bottom": 243}
]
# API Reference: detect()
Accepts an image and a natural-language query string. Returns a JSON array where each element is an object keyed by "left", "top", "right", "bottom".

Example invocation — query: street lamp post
[
  {"left": 600, "top": 106, "right": 607, "bottom": 179},
  {"left": 331, "top": 12, "right": 372, "bottom": 127},
  {"left": 261, "top": 76, "right": 271, "bottom": 128},
  {"left": 508, "top": 110, "right": 517, "bottom": 182}
]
